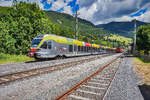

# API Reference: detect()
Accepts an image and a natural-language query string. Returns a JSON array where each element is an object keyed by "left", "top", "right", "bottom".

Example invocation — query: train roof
[{"left": 36, "top": 34, "right": 108, "bottom": 48}]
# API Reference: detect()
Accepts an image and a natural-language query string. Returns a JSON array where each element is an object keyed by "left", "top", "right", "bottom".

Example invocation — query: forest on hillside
[
  {"left": 0, "top": 2, "right": 131, "bottom": 55},
  {"left": 137, "top": 24, "right": 150, "bottom": 55}
]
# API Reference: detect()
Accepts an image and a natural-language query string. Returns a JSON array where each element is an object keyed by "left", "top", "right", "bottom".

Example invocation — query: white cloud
[
  {"left": 79, "top": 2, "right": 98, "bottom": 21},
  {"left": 50, "top": 0, "right": 74, "bottom": 15},
  {"left": 78, "top": 0, "right": 150, "bottom": 24},
  {"left": 95, "top": 10, "right": 150, "bottom": 25},
  {"left": 51, "top": 0, "right": 67, "bottom": 10},
  {"left": 65, "top": 0, "right": 73, "bottom": 3},
  {"left": 38, "top": 2, "right": 44, "bottom": 9},
  {"left": 47, "top": 0, "right": 51, "bottom": 4},
  {"left": 135, "top": 11, "right": 150, "bottom": 23},
  {"left": 63, "top": 5, "right": 73, "bottom": 15},
  {"left": 0, "top": 0, "right": 12, "bottom": 6}
]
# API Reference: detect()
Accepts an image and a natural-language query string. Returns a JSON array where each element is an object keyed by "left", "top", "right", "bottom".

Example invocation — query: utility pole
[
  {"left": 75, "top": 10, "right": 78, "bottom": 40},
  {"left": 107, "top": 33, "right": 110, "bottom": 47},
  {"left": 133, "top": 19, "right": 137, "bottom": 55},
  {"left": 112, "top": 40, "right": 114, "bottom": 48}
]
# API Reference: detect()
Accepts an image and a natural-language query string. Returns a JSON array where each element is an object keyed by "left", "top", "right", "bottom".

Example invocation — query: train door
[
  {"left": 40, "top": 40, "right": 52, "bottom": 54},
  {"left": 73, "top": 44, "right": 78, "bottom": 55},
  {"left": 47, "top": 40, "right": 52, "bottom": 51}
]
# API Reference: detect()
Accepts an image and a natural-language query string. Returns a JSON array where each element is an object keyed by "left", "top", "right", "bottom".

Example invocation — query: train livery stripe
[
  {"left": 92, "top": 44, "right": 99, "bottom": 48},
  {"left": 37, "top": 34, "right": 106, "bottom": 49},
  {"left": 37, "top": 35, "right": 68, "bottom": 48},
  {"left": 37, "top": 35, "right": 85, "bottom": 48},
  {"left": 73, "top": 40, "right": 83, "bottom": 46}
]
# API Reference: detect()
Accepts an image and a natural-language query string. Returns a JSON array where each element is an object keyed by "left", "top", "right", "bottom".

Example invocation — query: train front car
[
  {"left": 28, "top": 36, "right": 42, "bottom": 59},
  {"left": 28, "top": 35, "right": 53, "bottom": 59}
]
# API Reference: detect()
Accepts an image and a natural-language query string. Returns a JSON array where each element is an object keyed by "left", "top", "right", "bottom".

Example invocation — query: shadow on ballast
[{"left": 138, "top": 84, "right": 150, "bottom": 100}]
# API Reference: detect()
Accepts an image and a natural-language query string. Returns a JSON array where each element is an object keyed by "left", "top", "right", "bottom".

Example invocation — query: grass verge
[
  {"left": 133, "top": 57, "right": 150, "bottom": 85},
  {"left": 0, "top": 53, "right": 35, "bottom": 64},
  {"left": 137, "top": 56, "right": 150, "bottom": 63}
]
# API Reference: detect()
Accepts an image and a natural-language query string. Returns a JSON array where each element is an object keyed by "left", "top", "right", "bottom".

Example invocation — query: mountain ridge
[
  {"left": 96, "top": 20, "right": 149, "bottom": 38},
  {"left": 47, "top": 10, "right": 149, "bottom": 38}
]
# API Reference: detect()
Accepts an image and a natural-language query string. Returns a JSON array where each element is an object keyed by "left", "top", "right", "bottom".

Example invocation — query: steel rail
[
  {"left": 0, "top": 54, "right": 113, "bottom": 85},
  {"left": 54, "top": 54, "right": 123, "bottom": 100}
]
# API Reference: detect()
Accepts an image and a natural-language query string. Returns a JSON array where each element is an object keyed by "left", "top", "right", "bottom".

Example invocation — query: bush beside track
[{"left": 0, "top": 53, "right": 34, "bottom": 64}]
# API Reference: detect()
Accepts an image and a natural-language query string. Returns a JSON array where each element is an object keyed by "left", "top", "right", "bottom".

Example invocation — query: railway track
[
  {"left": 54, "top": 55, "right": 123, "bottom": 100},
  {"left": 0, "top": 54, "right": 114, "bottom": 85}
]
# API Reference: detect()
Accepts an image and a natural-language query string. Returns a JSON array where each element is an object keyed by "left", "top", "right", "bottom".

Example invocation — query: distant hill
[
  {"left": 45, "top": 11, "right": 114, "bottom": 39},
  {"left": 96, "top": 20, "right": 148, "bottom": 38},
  {"left": 46, "top": 11, "right": 96, "bottom": 28}
]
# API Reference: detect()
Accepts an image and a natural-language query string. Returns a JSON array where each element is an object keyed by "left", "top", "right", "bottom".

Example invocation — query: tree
[
  {"left": 137, "top": 24, "right": 150, "bottom": 55},
  {"left": 0, "top": 2, "right": 53, "bottom": 54}
]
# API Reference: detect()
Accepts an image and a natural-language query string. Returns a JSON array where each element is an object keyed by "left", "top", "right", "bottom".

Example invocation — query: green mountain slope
[
  {"left": 46, "top": 11, "right": 113, "bottom": 39},
  {"left": 46, "top": 11, "right": 95, "bottom": 28},
  {"left": 96, "top": 20, "right": 148, "bottom": 38}
]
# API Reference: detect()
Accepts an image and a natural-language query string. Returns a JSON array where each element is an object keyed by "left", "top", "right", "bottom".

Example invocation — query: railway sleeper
[
  {"left": 79, "top": 85, "right": 107, "bottom": 93},
  {"left": 69, "top": 89, "right": 103, "bottom": 100},
  {"left": 84, "top": 82, "right": 108, "bottom": 88},
  {"left": 88, "top": 79, "right": 110, "bottom": 84},
  {"left": 67, "top": 94, "right": 91, "bottom": 100}
]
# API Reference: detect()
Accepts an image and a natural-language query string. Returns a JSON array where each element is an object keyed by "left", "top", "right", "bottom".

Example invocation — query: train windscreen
[{"left": 31, "top": 39, "right": 42, "bottom": 46}]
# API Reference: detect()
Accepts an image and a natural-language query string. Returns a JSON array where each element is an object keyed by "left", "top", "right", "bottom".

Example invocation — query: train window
[
  {"left": 88, "top": 47, "right": 91, "bottom": 52},
  {"left": 81, "top": 46, "right": 83, "bottom": 52},
  {"left": 47, "top": 41, "right": 51, "bottom": 49},
  {"left": 85, "top": 47, "right": 87, "bottom": 52},
  {"left": 87, "top": 47, "right": 89, "bottom": 52},
  {"left": 74, "top": 45, "right": 77, "bottom": 52},
  {"left": 93, "top": 48, "right": 95, "bottom": 52},
  {"left": 86, "top": 47, "right": 88, "bottom": 52},
  {"left": 40, "top": 42, "right": 47, "bottom": 49},
  {"left": 78, "top": 46, "right": 81, "bottom": 51},
  {"left": 69, "top": 45, "right": 73, "bottom": 52},
  {"left": 84, "top": 47, "right": 86, "bottom": 52}
]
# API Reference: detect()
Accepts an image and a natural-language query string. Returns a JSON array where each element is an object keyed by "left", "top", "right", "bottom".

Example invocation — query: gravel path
[
  {"left": 0, "top": 54, "right": 121, "bottom": 100},
  {"left": 0, "top": 54, "right": 108, "bottom": 76},
  {"left": 103, "top": 56, "right": 144, "bottom": 100}
]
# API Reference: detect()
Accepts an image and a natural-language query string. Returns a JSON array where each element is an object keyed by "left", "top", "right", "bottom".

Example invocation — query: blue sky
[
  {"left": 40, "top": 0, "right": 79, "bottom": 14},
  {"left": 131, "top": 9, "right": 147, "bottom": 17},
  {"left": 0, "top": 0, "right": 150, "bottom": 24}
]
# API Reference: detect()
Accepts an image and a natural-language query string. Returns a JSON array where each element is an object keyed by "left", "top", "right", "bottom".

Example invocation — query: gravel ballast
[
  {"left": 103, "top": 57, "right": 144, "bottom": 100},
  {"left": 0, "top": 54, "right": 108, "bottom": 76},
  {"left": 0, "top": 54, "right": 121, "bottom": 100}
]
